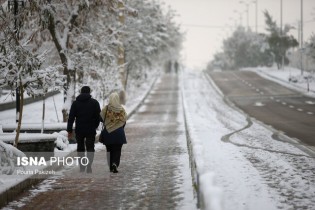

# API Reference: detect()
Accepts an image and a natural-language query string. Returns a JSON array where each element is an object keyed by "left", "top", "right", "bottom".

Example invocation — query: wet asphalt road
[
  {"left": 209, "top": 71, "right": 315, "bottom": 147},
  {"left": 3, "top": 74, "right": 195, "bottom": 210}
]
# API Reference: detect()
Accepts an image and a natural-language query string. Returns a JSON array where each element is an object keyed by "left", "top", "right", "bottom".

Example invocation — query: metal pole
[
  {"left": 280, "top": 0, "right": 282, "bottom": 35},
  {"left": 301, "top": 0, "right": 303, "bottom": 48},
  {"left": 246, "top": 4, "right": 249, "bottom": 30},
  {"left": 255, "top": 0, "right": 258, "bottom": 33},
  {"left": 41, "top": 95, "right": 45, "bottom": 133},
  {"left": 298, "top": 21, "right": 301, "bottom": 45},
  {"left": 301, "top": 0, "right": 304, "bottom": 75},
  {"left": 280, "top": 0, "right": 284, "bottom": 69}
]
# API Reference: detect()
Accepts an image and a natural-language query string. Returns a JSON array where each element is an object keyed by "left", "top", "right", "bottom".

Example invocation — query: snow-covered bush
[
  {"left": 0, "top": 140, "right": 26, "bottom": 175},
  {"left": 54, "top": 131, "right": 69, "bottom": 151}
]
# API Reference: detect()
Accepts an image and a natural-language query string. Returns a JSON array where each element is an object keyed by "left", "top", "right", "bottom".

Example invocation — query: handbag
[{"left": 99, "top": 108, "right": 108, "bottom": 144}]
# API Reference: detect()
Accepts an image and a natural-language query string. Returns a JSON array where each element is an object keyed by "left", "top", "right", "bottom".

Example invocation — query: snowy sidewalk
[{"left": 3, "top": 74, "right": 196, "bottom": 210}]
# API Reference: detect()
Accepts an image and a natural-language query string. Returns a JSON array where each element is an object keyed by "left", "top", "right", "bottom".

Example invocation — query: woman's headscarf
[
  {"left": 108, "top": 92, "right": 124, "bottom": 112},
  {"left": 100, "top": 92, "right": 127, "bottom": 133}
]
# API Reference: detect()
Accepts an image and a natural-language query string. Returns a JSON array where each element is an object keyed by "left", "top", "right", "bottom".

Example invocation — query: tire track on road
[{"left": 220, "top": 115, "right": 315, "bottom": 158}]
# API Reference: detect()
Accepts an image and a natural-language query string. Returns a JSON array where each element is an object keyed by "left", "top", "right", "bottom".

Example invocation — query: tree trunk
[
  {"left": 14, "top": 82, "right": 23, "bottom": 147},
  {"left": 118, "top": 1, "right": 126, "bottom": 105},
  {"left": 47, "top": 11, "right": 72, "bottom": 122}
]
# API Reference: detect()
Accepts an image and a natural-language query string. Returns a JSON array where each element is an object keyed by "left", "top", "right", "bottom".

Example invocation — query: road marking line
[
  {"left": 307, "top": 112, "right": 313, "bottom": 115},
  {"left": 297, "top": 108, "right": 303, "bottom": 112},
  {"left": 276, "top": 99, "right": 281, "bottom": 103},
  {"left": 289, "top": 105, "right": 295, "bottom": 108},
  {"left": 270, "top": 97, "right": 274, "bottom": 100},
  {"left": 282, "top": 102, "right": 287, "bottom": 105}
]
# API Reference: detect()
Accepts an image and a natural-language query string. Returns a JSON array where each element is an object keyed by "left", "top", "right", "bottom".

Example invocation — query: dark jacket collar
[{"left": 76, "top": 93, "right": 91, "bottom": 102}]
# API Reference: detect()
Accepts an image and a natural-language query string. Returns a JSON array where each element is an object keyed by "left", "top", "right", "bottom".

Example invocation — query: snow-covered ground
[{"left": 181, "top": 67, "right": 315, "bottom": 210}]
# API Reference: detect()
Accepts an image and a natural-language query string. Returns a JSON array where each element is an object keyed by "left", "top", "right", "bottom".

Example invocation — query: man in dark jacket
[{"left": 67, "top": 86, "right": 101, "bottom": 173}]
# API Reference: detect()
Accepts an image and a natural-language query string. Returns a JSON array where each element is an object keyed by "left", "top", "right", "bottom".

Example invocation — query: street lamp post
[
  {"left": 255, "top": 0, "right": 258, "bottom": 33},
  {"left": 300, "top": 0, "right": 303, "bottom": 48},
  {"left": 280, "top": 0, "right": 285, "bottom": 69},
  {"left": 300, "top": 0, "right": 304, "bottom": 75},
  {"left": 8, "top": 0, "right": 25, "bottom": 123},
  {"left": 280, "top": 0, "right": 283, "bottom": 34},
  {"left": 246, "top": 4, "right": 249, "bottom": 30}
]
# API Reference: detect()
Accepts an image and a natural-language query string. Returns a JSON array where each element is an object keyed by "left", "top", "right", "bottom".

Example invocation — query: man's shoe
[{"left": 112, "top": 164, "right": 118, "bottom": 173}]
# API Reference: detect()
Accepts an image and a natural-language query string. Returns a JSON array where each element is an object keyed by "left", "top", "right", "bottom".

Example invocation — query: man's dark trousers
[{"left": 76, "top": 134, "right": 95, "bottom": 171}]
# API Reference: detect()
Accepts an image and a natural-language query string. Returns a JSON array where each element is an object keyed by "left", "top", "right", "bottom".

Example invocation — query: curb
[
  {"left": 180, "top": 88, "right": 200, "bottom": 208},
  {"left": 181, "top": 72, "right": 224, "bottom": 210},
  {"left": 179, "top": 71, "right": 203, "bottom": 209},
  {"left": 0, "top": 76, "right": 159, "bottom": 208}
]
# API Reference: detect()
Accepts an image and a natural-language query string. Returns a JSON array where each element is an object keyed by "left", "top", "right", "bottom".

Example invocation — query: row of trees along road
[
  {"left": 0, "top": 0, "right": 183, "bottom": 146},
  {"left": 207, "top": 10, "right": 315, "bottom": 71}
]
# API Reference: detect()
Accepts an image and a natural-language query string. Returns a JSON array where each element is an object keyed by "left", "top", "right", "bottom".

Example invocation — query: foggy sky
[{"left": 164, "top": 0, "right": 315, "bottom": 69}]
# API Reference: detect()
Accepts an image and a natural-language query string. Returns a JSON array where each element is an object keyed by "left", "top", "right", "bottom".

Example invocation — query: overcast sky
[{"left": 162, "top": 0, "right": 315, "bottom": 69}]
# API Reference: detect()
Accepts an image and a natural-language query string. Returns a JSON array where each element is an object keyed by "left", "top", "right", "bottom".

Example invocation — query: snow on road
[{"left": 181, "top": 69, "right": 315, "bottom": 210}]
